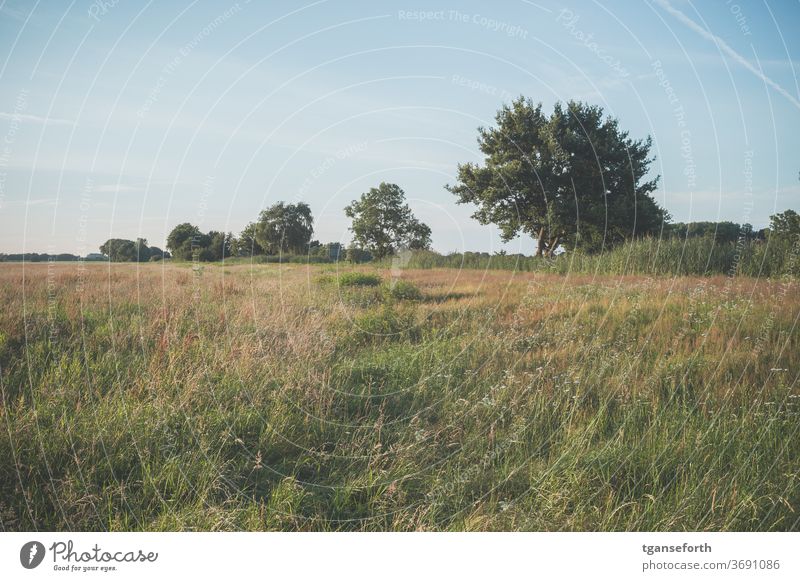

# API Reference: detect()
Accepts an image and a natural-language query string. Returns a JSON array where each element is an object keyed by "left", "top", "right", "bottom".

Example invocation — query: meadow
[{"left": 0, "top": 261, "right": 798, "bottom": 531}]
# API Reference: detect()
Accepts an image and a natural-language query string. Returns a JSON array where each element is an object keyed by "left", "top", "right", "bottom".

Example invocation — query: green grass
[
  {"left": 0, "top": 262, "right": 797, "bottom": 531},
  {"left": 385, "top": 280, "right": 423, "bottom": 301},
  {"left": 339, "top": 272, "right": 382, "bottom": 287},
  {"left": 386, "top": 236, "right": 800, "bottom": 278}
]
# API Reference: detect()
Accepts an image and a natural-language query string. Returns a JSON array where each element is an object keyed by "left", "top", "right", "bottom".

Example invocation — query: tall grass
[
  {"left": 387, "top": 237, "right": 798, "bottom": 278},
  {"left": 0, "top": 263, "right": 797, "bottom": 531}
]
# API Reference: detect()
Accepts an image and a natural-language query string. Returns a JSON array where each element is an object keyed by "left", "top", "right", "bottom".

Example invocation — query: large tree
[
  {"left": 768, "top": 209, "right": 800, "bottom": 242},
  {"left": 99, "top": 238, "right": 161, "bottom": 261},
  {"left": 234, "top": 222, "right": 263, "bottom": 256},
  {"left": 133, "top": 238, "right": 152, "bottom": 261},
  {"left": 100, "top": 238, "right": 137, "bottom": 262},
  {"left": 254, "top": 202, "right": 314, "bottom": 255},
  {"left": 207, "top": 230, "right": 234, "bottom": 261},
  {"left": 166, "top": 223, "right": 207, "bottom": 261},
  {"left": 344, "top": 182, "right": 432, "bottom": 259},
  {"left": 446, "top": 98, "right": 667, "bottom": 256}
]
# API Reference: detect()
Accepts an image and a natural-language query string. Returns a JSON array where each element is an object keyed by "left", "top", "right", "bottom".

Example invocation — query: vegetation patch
[
  {"left": 384, "top": 280, "right": 423, "bottom": 301},
  {"left": 336, "top": 272, "right": 383, "bottom": 287},
  {"left": 347, "top": 305, "right": 421, "bottom": 346},
  {"left": 1, "top": 263, "right": 798, "bottom": 531}
]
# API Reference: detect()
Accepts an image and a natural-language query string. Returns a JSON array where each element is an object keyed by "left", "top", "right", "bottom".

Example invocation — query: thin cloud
[
  {"left": 0, "top": 198, "right": 58, "bottom": 207},
  {"left": 654, "top": 0, "right": 800, "bottom": 111},
  {"left": 0, "top": 111, "right": 76, "bottom": 126},
  {"left": 93, "top": 180, "right": 200, "bottom": 193},
  {"left": 0, "top": 4, "right": 32, "bottom": 22},
  {"left": 93, "top": 184, "right": 145, "bottom": 193}
]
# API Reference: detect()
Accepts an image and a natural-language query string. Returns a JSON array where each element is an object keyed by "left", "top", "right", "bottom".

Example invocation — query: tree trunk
[
  {"left": 535, "top": 227, "right": 546, "bottom": 257},
  {"left": 545, "top": 235, "right": 560, "bottom": 257}
]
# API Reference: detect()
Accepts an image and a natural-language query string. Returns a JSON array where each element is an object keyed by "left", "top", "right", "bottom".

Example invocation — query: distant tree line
[
  {"left": 156, "top": 182, "right": 432, "bottom": 263},
  {"left": 99, "top": 238, "right": 169, "bottom": 262},
  {"left": 82, "top": 182, "right": 430, "bottom": 263},
  {"left": 4, "top": 99, "right": 797, "bottom": 271},
  {"left": 663, "top": 221, "right": 766, "bottom": 243},
  {"left": 381, "top": 210, "right": 799, "bottom": 278},
  {"left": 0, "top": 253, "right": 84, "bottom": 262}
]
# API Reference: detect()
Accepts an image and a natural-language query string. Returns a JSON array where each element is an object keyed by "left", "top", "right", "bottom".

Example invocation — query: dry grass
[{"left": 0, "top": 262, "right": 798, "bottom": 530}]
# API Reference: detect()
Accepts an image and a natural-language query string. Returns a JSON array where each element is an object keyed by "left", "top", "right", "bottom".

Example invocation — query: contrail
[{"left": 654, "top": 0, "right": 800, "bottom": 111}]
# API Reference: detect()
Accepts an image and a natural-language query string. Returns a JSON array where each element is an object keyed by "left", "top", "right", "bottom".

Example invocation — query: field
[{"left": 0, "top": 261, "right": 798, "bottom": 531}]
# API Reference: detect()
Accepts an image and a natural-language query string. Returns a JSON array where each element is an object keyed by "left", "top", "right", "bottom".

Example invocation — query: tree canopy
[
  {"left": 98, "top": 238, "right": 170, "bottom": 262},
  {"left": 234, "top": 222, "right": 263, "bottom": 257},
  {"left": 768, "top": 209, "right": 800, "bottom": 242},
  {"left": 254, "top": 202, "right": 314, "bottom": 255},
  {"left": 344, "top": 182, "right": 431, "bottom": 260},
  {"left": 665, "top": 221, "right": 758, "bottom": 244},
  {"left": 166, "top": 223, "right": 205, "bottom": 261},
  {"left": 165, "top": 223, "right": 233, "bottom": 261},
  {"left": 99, "top": 238, "right": 136, "bottom": 262},
  {"left": 446, "top": 98, "right": 668, "bottom": 255}
]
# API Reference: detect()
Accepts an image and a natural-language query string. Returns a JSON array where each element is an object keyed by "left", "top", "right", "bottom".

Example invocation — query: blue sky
[{"left": 0, "top": 0, "right": 798, "bottom": 255}]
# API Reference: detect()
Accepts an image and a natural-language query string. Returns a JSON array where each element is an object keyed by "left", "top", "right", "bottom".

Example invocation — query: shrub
[
  {"left": 346, "top": 247, "right": 373, "bottom": 263},
  {"left": 350, "top": 305, "right": 419, "bottom": 344},
  {"left": 385, "top": 280, "right": 422, "bottom": 301},
  {"left": 337, "top": 272, "right": 382, "bottom": 287}
]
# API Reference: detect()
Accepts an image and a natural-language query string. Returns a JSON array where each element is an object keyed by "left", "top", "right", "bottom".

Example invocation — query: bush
[
  {"left": 349, "top": 305, "right": 420, "bottom": 344},
  {"left": 337, "top": 272, "right": 382, "bottom": 287},
  {"left": 385, "top": 280, "right": 422, "bottom": 301},
  {"left": 225, "top": 254, "right": 332, "bottom": 265},
  {"left": 346, "top": 247, "right": 373, "bottom": 263}
]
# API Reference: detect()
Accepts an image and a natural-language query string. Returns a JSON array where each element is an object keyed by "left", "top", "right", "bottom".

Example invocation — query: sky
[{"left": 0, "top": 0, "right": 798, "bottom": 255}]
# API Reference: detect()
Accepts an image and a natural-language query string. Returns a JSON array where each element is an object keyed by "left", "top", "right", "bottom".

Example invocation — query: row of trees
[
  {"left": 96, "top": 98, "right": 797, "bottom": 264},
  {"left": 158, "top": 183, "right": 432, "bottom": 263},
  {"left": 94, "top": 208, "right": 798, "bottom": 264},
  {"left": 664, "top": 222, "right": 758, "bottom": 243},
  {"left": 99, "top": 238, "right": 169, "bottom": 262},
  {"left": 164, "top": 226, "right": 232, "bottom": 262},
  {"left": 0, "top": 253, "right": 86, "bottom": 262}
]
